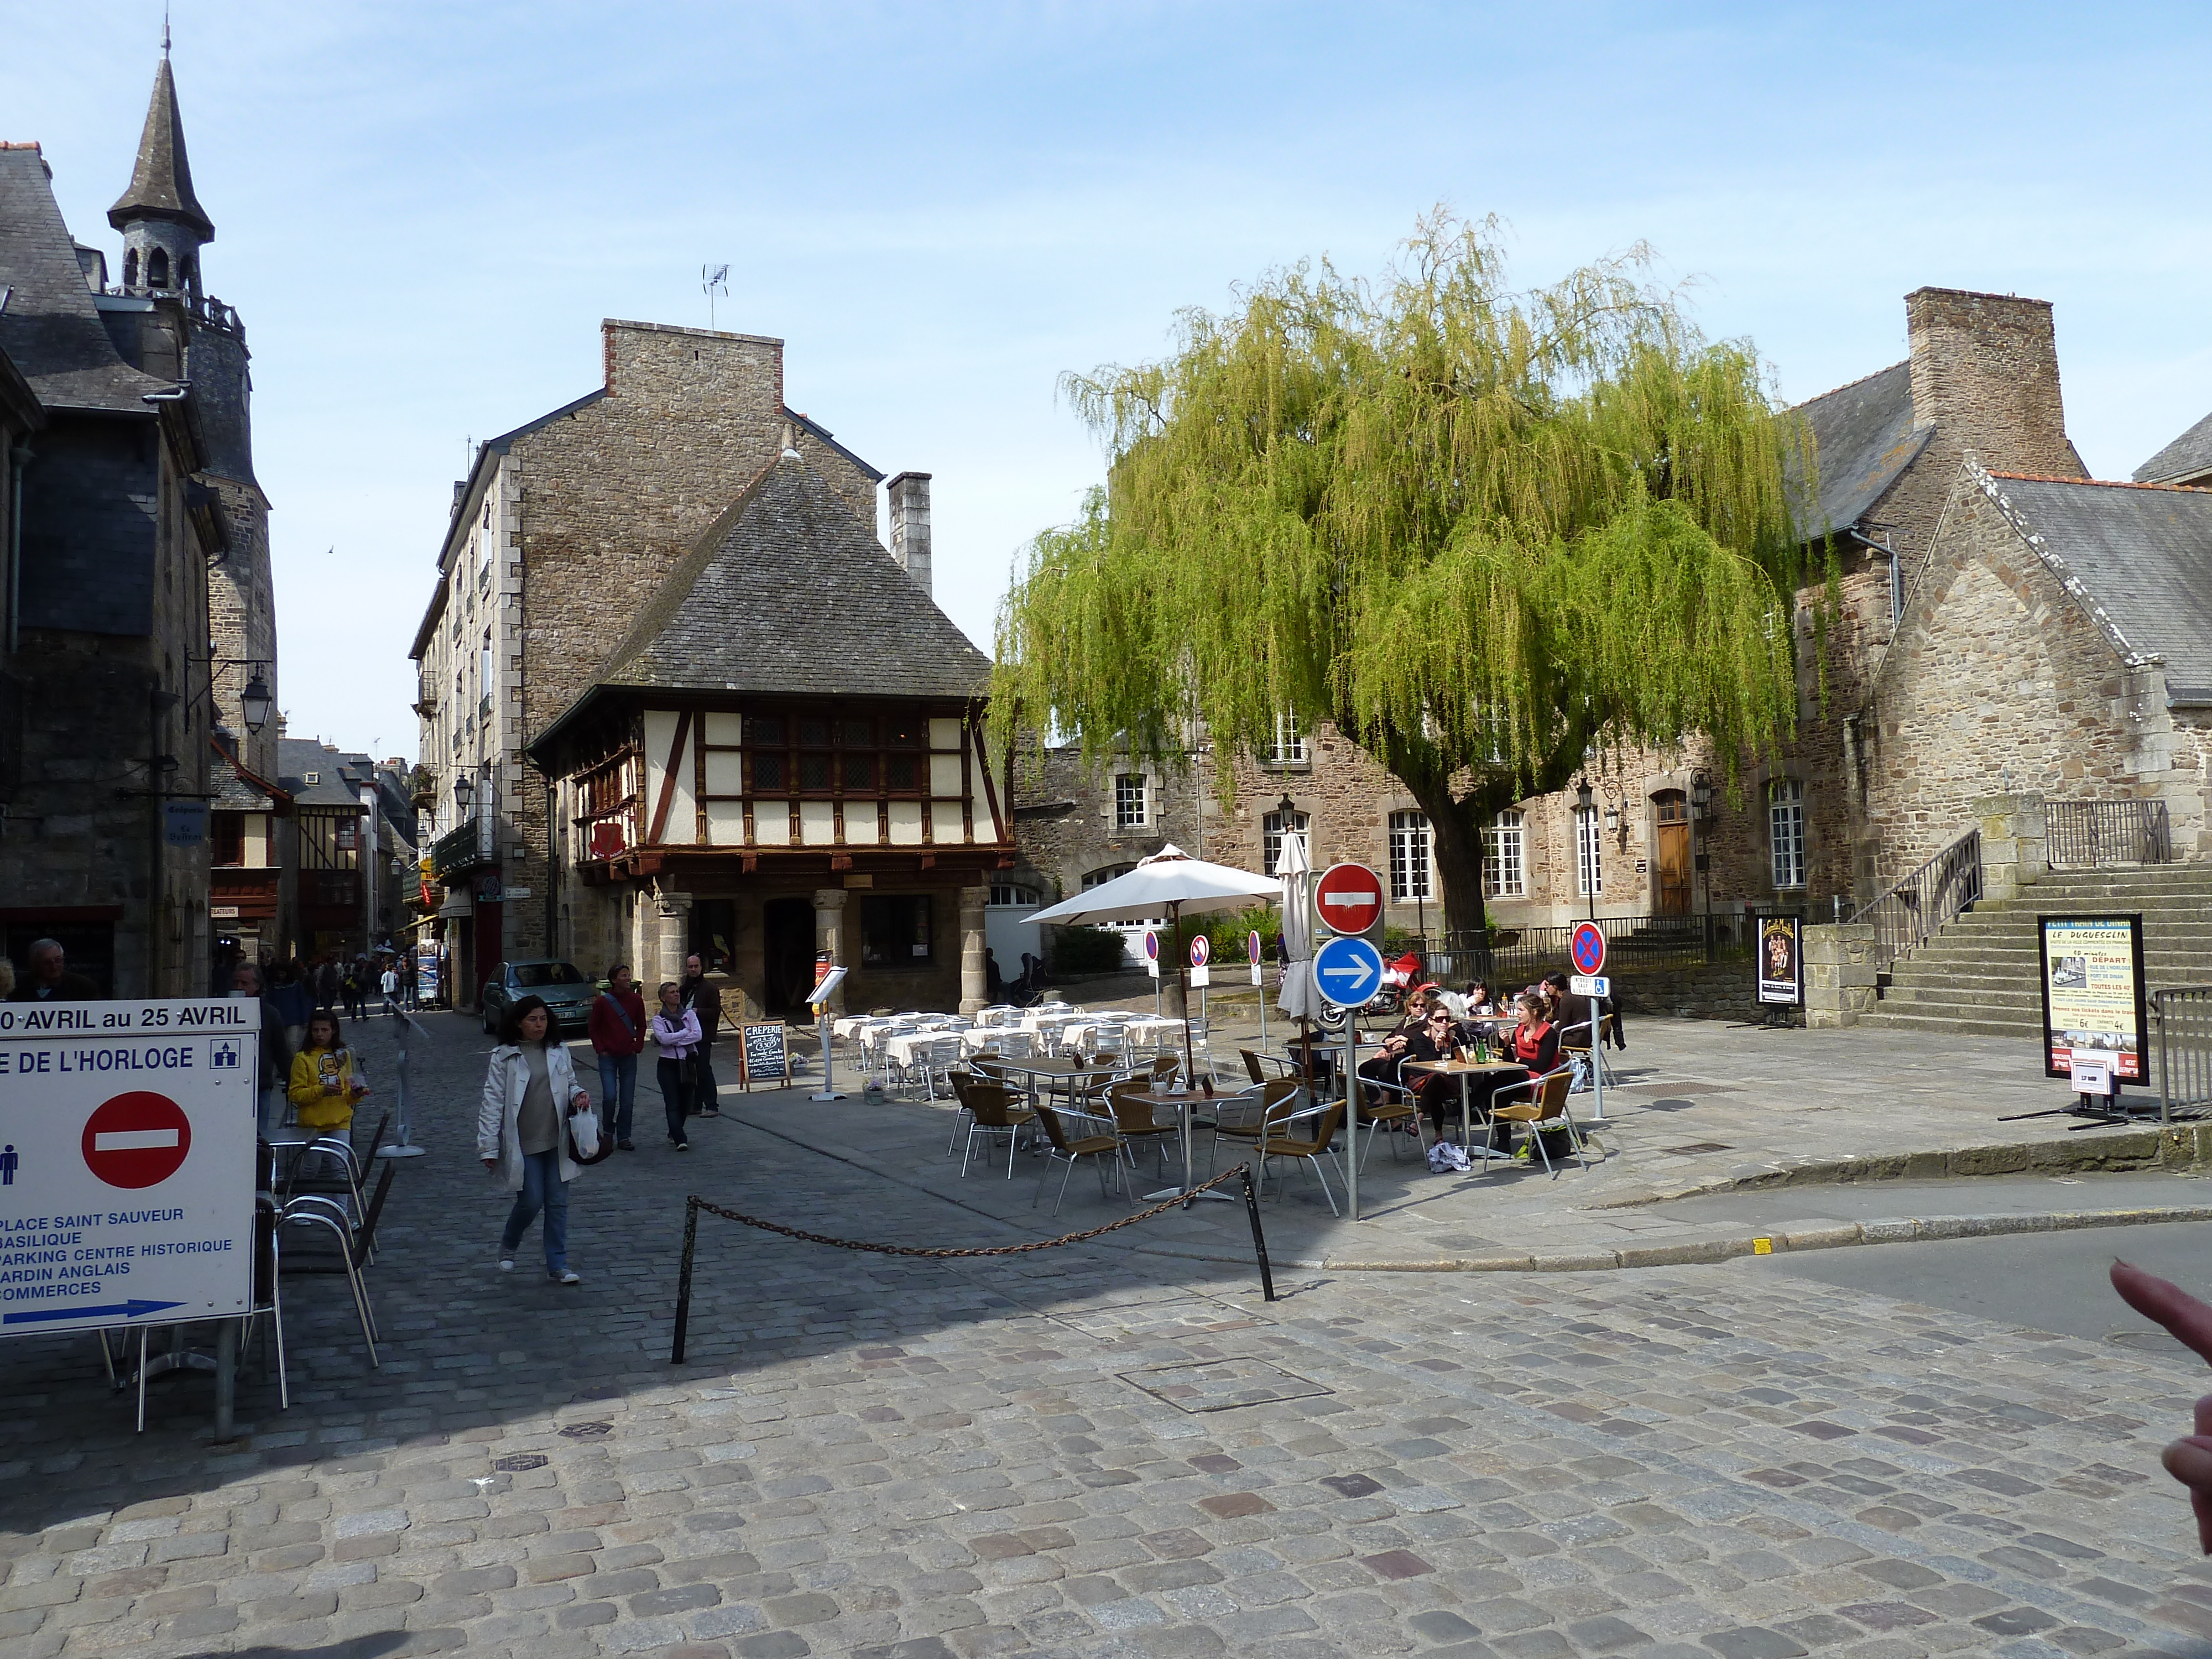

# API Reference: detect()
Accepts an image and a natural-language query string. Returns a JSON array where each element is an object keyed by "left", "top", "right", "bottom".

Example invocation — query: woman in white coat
[{"left": 477, "top": 994, "right": 590, "bottom": 1283}]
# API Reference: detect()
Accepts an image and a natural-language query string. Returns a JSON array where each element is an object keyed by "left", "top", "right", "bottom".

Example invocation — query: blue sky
[{"left": 9, "top": 2, "right": 2209, "bottom": 761}]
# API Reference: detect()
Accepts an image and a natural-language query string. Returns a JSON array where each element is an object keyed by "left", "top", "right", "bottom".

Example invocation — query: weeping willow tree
[{"left": 992, "top": 215, "right": 1822, "bottom": 933}]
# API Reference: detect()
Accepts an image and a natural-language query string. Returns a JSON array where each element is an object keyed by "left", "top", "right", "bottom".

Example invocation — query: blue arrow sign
[
  {"left": 1313, "top": 935, "right": 1385, "bottom": 1009},
  {"left": 3, "top": 1298, "right": 185, "bottom": 1327}
]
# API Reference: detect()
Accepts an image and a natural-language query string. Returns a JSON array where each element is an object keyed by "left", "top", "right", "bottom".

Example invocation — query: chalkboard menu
[{"left": 739, "top": 1021, "right": 789, "bottom": 1089}]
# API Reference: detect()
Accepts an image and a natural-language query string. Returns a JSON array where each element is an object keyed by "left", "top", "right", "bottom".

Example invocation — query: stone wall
[
  {"left": 1860, "top": 477, "right": 2147, "bottom": 874},
  {"left": 496, "top": 322, "right": 882, "bottom": 961}
]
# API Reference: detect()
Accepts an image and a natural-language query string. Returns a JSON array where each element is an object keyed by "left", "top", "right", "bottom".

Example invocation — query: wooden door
[{"left": 1654, "top": 792, "right": 1692, "bottom": 915}]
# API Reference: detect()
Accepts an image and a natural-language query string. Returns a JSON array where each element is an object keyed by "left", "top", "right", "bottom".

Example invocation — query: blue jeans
[
  {"left": 500, "top": 1149, "right": 568, "bottom": 1272},
  {"left": 596, "top": 1052, "right": 638, "bottom": 1142}
]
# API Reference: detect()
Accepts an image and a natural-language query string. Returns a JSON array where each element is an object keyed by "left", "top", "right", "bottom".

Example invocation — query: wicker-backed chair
[
  {"left": 1030, "top": 1105, "right": 1128, "bottom": 1215},
  {"left": 959, "top": 1082, "right": 1037, "bottom": 1179},
  {"left": 1489, "top": 1067, "right": 1587, "bottom": 1177},
  {"left": 1257, "top": 1100, "right": 1349, "bottom": 1215}
]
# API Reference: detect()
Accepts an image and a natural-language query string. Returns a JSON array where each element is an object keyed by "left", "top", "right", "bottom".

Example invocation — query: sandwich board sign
[{"left": 0, "top": 1000, "right": 257, "bottom": 1338}]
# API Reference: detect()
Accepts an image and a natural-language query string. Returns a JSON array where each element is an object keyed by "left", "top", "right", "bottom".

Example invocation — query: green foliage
[
  {"left": 991, "top": 214, "right": 1825, "bottom": 912},
  {"left": 1045, "top": 925, "right": 1128, "bottom": 976}
]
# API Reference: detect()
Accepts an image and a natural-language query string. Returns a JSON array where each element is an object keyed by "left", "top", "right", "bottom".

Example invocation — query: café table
[
  {"left": 1399, "top": 1057, "right": 1526, "bottom": 1164},
  {"left": 984, "top": 1055, "right": 1112, "bottom": 1113},
  {"left": 1118, "top": 1084, "right": 1239, "bottom": 1203}
]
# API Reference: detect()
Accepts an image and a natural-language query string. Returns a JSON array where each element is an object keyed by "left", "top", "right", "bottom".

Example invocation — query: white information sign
[
  {"left": 2067, "top": 1047, "right": 2115, "bottom": 1097},
  {"left": 0, "top": 1000, "right": 256, "bottom": 1339},
  {"left": 1569, "top": 974, "right": 1610, "bottom": 998}
]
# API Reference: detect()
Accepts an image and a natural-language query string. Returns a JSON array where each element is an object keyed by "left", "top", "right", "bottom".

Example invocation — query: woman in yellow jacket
[{"left": 287, "top": 1010, "right": 368, "bottom": 1132}]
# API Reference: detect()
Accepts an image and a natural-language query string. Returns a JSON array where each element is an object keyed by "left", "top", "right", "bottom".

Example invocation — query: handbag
[{"left": 566, "top": 1102, "right": 614, "bottom": 1166}]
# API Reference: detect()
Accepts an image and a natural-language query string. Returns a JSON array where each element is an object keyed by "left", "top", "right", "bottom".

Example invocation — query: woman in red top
[
  {"left": 1473, "top": 994, "right": 1561, "bottom": 1155},
  {"left": 587, "top": 964, "right": 649, "bottom": 1151}
]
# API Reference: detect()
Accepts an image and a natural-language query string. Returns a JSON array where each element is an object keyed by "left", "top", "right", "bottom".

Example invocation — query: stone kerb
[
  {"left": 1803, "top": 922, "right": 1876, "bottom": 1028},
  {"left": 1975, "top": 790, "right": 2049, "bottom": 902}
]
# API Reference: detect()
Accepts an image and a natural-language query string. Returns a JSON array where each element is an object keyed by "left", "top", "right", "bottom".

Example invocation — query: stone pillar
[
  {"left": 654, "top": 888, "right": 692, "bottom": 992},
  {"left": 1973, "top": 792, "right": 2048, "bottom": 903},
  {"left": 1803, "top": 922, "right": 1876, "bottom": 1029},
  {"left": 957, "top": 885, "right": 989, "bottom": 1014},
  {"left": 812, "top": 888, "right": 848, "bottom": 1015}
]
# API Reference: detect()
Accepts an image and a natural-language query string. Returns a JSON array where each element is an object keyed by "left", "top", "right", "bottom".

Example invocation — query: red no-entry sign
[
  {"left": 1314, "top": 862, "right": 1385, "bottom": 936},
  {"left": 81, "top": 1091, "right": 193, "bottom": 1190}
]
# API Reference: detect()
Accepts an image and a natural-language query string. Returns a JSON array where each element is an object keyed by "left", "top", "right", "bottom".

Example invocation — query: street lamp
[
  {"left": 240, "top": 671, "right": 273, "bottom": 735},
  {"left": 452, "top": 773, "right": 473, "bottom": 813},
  {"left": 1576, "top": 779, "right": 1596, "bottom": 921},
  {"left": 1691, "top": 769, "right": 1713, "bottom": 819}
]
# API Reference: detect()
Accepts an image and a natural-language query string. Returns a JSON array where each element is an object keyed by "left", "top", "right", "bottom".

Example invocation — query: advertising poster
[
  {"left": 1756, "top": 915, "right": 1803, "bottom": 1006},
  {"left": 2039, "top": 915, "right": 2147, "bottom": 1084},
  {"left": 0, "top": 1000, "right": 257, "bottom": 1339}
]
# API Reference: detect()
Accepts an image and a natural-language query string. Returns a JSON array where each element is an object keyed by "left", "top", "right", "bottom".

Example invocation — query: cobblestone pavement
[{"left": 5, "top": 1012, "right": 2212, "bottom": 1658}]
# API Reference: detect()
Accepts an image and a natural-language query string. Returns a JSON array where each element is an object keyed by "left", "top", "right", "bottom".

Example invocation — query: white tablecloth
[{"left": 883, "top": 1031, "right": 967, "bottom": 1069}]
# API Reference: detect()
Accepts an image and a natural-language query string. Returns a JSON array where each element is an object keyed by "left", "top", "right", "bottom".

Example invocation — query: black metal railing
[
  {"left": 2157, "top": 987, "right": 2212, "bottom": 1124},
  {"left": 431, "top": 817, "right": 493, "bottom": 880},
  {"left": 1849, "top": 826, "right": 1981, "bottom": 975},
  {"left": 1417, "top": 911, "right": 1770, "bottom": 989},
  {"left": 2047, "top": 799, "right": 2173, "bottom": 870}
]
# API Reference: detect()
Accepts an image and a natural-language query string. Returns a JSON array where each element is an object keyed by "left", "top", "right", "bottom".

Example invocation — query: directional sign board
[
  {"left": 1313, "top": 935, "right": 1386, "bottom": 1009},
  {"left": 1571, "top": 921, "right": 1608, "bottom": 976},
  {"left": 0, "top": 1000, "right": 256, "bottom": 1339},
  {"left": 1314, "top": 862, "right": 1385, "bottom": 937}
]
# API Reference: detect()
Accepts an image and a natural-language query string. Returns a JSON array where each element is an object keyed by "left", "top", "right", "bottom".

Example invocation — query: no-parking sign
[{"left": 0, "top": 1001, "right": 257, "bottom": 1339}]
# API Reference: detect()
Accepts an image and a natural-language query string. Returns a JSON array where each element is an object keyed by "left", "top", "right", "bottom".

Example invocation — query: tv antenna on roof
[{"left": 702, "top": 264, "right": 729, "bottom": 331}]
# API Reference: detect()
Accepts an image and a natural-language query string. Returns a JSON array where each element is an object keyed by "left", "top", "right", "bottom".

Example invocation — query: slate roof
[
  {"left": 1988, "top": 473, "right": 2212, "bottom": 702},
  {"left": 278, "top": 738, "right": 368, "bottom": 809},
  {"left": 210, "top": 740, "right": 290, "bottom": 811},
  {"left": 107, "top": 57, "right": 213, "bottom": 241},
  {"left": 2133, "top": 409, "right": 2212, "bottom": 486},
  {"left": 535, "top": 451, "right": 990, "bottom": 754},
  {"left": 1787, "top": 361, "right": 1933, "bottom": 544},
  {"left": 0, "top": 145, "right": 173, "bottom": 414}
]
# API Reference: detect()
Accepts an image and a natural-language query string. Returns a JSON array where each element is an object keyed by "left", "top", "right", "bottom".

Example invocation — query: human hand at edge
[
  {"left": 482, "top": 1157, "right": 498, "bottom": 1172},
  {"left": 2110, "top": 1259, "right": 2212, "bottom": 1553}
]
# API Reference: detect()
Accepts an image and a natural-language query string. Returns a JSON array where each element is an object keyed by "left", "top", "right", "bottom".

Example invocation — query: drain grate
[
  {"left": 1118, "top": 1356, "right": 1332, "bottom": 1413},
  {"left": 558, "top": 1420, "right": 613, "bottom": 1439},
  {"left": 492, "top": 1454, "right": 548, "bottom": 1472}
]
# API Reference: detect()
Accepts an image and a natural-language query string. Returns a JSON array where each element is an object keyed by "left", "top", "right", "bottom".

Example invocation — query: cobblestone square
[{"left": 4, "top": 1012, "right": 2211, "bottom": 1658}]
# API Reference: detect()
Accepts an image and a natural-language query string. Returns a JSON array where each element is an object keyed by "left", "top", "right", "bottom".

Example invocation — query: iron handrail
[
  {"left": 2047, "top": 799, "right": 2173, "bottom": 870},
  {"left": 1848, "top": 826, "right": 1983, "bottom": 975}
]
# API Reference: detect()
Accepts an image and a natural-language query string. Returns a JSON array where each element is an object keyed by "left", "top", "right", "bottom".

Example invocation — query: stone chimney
[
  {"left": 1905, "top": 287, "right": 2083, "bottom": 478},
  {"left": 886, "top": 472, "right": 933, "bottom": 598}
]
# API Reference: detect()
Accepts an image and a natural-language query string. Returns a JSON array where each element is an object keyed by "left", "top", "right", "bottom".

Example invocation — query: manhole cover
[
  {"left": 558, "top": 1421, "right": 613, "bottom": 1439},
  {"left": 1117, "top": 1357, "right": 1332, "bottom": 1413},
  {"left": 2107, "top": 1330, "right": 2183, "bottom": 1352},
  {"left": 570, "top": 1386, "right": 620, "bottom": 1402},
  {"left": 1055, "top": 1296, "right": 1272, "bottom": 1338},
  {"left": 1662, "top": 1142, "right": 1735, "bottom": 1156},
  {"left": 492, "top": 1454, "right": 547, "bottom": 1472}
]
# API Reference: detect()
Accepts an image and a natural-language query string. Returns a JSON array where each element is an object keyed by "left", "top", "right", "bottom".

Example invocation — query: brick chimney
[
  {"left": 886, "top": 472, "right": 933, "bottom": 598},
  {"left": 1905, "top": 288, "right": 2083, "bottom": 478}
]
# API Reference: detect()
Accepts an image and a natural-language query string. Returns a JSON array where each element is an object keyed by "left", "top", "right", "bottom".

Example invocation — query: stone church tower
[{"left": 103, "top": 42, "right": 278, "bottom": 784}]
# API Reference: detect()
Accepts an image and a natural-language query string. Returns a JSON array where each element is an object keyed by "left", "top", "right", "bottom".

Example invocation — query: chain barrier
[{"left": 670, "top": 1164, "right": 1275, "bottom": 1362}]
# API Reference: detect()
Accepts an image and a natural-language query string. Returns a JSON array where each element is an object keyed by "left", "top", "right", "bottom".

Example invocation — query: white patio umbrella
[
  {"left": 1026, "top": 844, "right": 1281, "bottom": 1082},
  {"left": 1274, "top": 825, "right": 1318, "bottom": 1023}
]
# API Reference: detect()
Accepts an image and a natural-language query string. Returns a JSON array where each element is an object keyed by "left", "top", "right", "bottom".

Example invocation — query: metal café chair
[
  {"left": 1030, "top": 1104, "right": 1130, "bottom": 1215},
  {"left": 1256, "top": 1100, "right": 1350, "bottom": 1215},
  {"left": 959, "top": 1082, "right": 1038, "bottom": 1178},
  {"left": 1489, "top": 1067, "right": 1589, "bottom": 1177}
]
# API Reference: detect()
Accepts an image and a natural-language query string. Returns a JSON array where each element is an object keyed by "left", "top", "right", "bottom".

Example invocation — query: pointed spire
[{"left": 107, "top": 50, "right": 213, "bottom": 242}]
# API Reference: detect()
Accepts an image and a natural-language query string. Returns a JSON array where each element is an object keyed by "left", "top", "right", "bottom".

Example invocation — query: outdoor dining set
[{"left": 831, "top": 1016, "right": 1589, "bottom": 1218}]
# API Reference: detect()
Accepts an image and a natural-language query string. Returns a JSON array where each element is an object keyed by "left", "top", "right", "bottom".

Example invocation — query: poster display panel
[
  {"left": 1756, "top": 915, "right": 1803, "bottom": 1006},
  {"left": 0, "top": 1000, "right": 256, "bottom": 1338},
  {"left": 2039, "top": 915, "right": 2147, "bottom": 1084}
]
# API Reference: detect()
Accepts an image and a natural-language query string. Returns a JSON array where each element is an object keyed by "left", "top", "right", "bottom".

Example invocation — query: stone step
[
  {"left": 1854, "top": 1008, "right": 2049, "bottom": 1040},
  {"left": 1877, "top": 984, "right": 2046, "bottom": 1010}
]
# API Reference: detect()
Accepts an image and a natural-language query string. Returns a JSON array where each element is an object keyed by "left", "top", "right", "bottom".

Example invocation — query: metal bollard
[
  {"left": 1239, "top": 1166, "right": 1277, "bottom": 1303},
  {"left": 670, "top": 1196, "right": 699, "bottom": 1364}
]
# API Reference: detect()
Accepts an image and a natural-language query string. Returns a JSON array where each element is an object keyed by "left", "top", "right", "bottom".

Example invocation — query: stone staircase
[{"left": 1859, "top": 862, "right": 2212, "bottom": 1039}]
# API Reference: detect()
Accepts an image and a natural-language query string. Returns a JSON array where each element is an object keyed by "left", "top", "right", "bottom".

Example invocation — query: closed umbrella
[
  {"left": 1275, "top": 826, "right": 1317, "bottom": 1022},
  {"left": 1027, "top": 844, "right": 1281, "bottom": 1083}
]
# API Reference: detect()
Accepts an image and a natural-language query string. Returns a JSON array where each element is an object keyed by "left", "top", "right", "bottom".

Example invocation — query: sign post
[
  {"left": 808, "top": 965, "right": 849, "bottom": 1102},
  {"left": 1249, "top": 930, "right": 1266, "bottom": 1049},
  {"left": 1569, "top": 972, "right": 1610, "bottom": 1123},
  {"left": 1315, "top": 931, "right": 1385, "bottom": 1223},
  {"left": 0, "top": 999, "right": 257, "bottom": 1434},
  {"left": 380, "top": 1009, "right": 427, "bottom": 1158},
  {"left": 1144, "top": 930, "right": 1161, "bottom": 1018},
  {"left": 1188, "top": 934, "right": 1211, "bottom": 1024}
]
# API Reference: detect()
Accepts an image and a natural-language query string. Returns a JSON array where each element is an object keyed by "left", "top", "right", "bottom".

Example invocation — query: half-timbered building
[{"left": 529, "top": 448, "right": 1011, "bottom": 1015}]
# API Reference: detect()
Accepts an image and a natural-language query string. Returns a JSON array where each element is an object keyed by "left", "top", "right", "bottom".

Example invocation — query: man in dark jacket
[
  {"left": 1543, "top": 970, "right": 1625, "bottom": 1055},
  {"left": 231, "top": 960, "right": 295, "bottom": 1135},
  {"left": 680, "top": 954, "right": 723, "bottom": 1118},
  {"left": 11, "top": 938, "right": 98, "bottom": 1001}
]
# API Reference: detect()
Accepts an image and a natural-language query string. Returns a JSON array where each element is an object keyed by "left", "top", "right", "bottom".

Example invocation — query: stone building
[
  {"left": 528, "top": 449, "right": 1010, "bottom": 1015},
  {"left": 1010, "top": 286, "right": 2146, "bottom": 948},
  {"left": 0, "top": 131, "right": 223, "bottom": 996},
  {"left": 409, "top": 314, "right": 931, "bottom": 1013}
]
